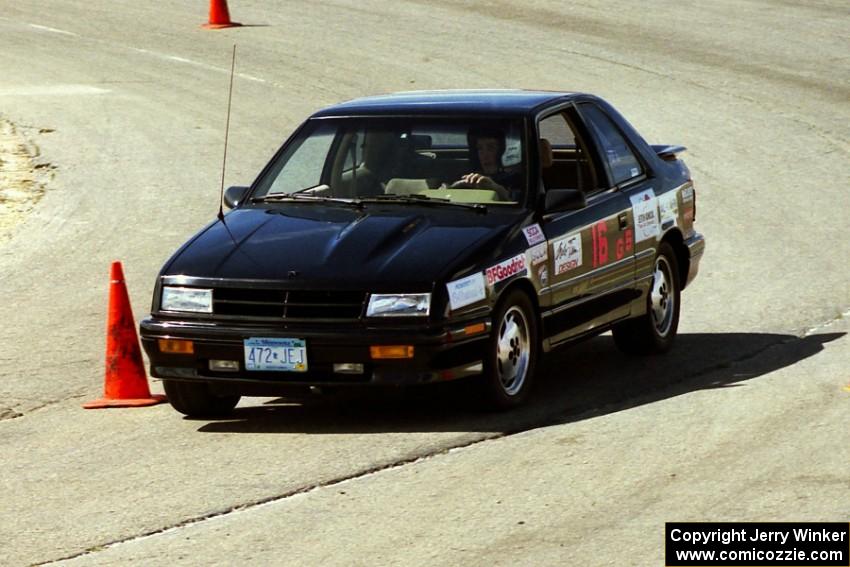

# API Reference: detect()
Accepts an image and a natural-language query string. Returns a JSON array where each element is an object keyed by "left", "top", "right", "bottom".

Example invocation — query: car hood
[{"left": 164, "top": 205, "right": 514, "bottom": 289}]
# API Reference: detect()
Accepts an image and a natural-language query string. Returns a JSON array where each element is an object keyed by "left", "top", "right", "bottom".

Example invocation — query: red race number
[{"left": 591, "top": 221, "right": 608, "bottom": 268}]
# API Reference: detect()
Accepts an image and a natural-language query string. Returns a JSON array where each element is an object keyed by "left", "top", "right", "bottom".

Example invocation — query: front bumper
[{"left": 139, "top": 317, "right": 490, "bottom": 390}]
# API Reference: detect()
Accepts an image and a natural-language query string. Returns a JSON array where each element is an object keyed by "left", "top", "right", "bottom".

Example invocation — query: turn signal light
[
  {"left": 158, "top": 339, "right": 194, "bottom": 354},
  {"left": 370, "top": 345, "right": 414, "bottom": 359},
  {"left": 463, "top": 322, "right": 487, "bottom": 336}
]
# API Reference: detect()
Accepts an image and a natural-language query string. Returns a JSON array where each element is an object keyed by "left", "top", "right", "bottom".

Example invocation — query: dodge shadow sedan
[{"left": 140, "top": 90, "right": 705, "bottom": 416}]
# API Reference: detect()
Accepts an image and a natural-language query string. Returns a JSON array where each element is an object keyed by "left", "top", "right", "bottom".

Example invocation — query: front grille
[{"left": 212, "top": 288, "right": 367, "bottom": 322}]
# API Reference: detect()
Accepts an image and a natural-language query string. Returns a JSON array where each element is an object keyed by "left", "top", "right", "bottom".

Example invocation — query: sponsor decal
[
  {"left": 682, "top": 183, "right": 695, "bottom": 222},
  {"left": 630, "top": 188, "right": 659, "bottom": 243},
  {"left": 522, "top": 223, "right": 545, "bottom": 246},
  {"left": 658, "top": 191, "right": 679, "bottom": 227},
  {"left": 537, "top": 264, "right": 548, "bottom": 287},
  {"left": 591, "top": 221, "right": 608, "bottom": 267},
  {"left": 485, "top": 254, "right": 527, "bottom": 286},
  {"left": 446, "top": 272, "right": 486, "bottom": 311},
  {"left": 589, "top": 219, "right": 634, "bottom": 265},
  {"left": 553, "top": 232, "right": 582, "bottom": 275},
  {"left": 526, "top": 242, "right": 548, "bottom": 266},
  {"left": 616, "top": 227, "right": 634, "bottom": 260}
]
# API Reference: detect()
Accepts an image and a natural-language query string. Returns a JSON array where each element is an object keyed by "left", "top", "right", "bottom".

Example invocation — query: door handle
[{"left": 618, "top": 212, "right": 629, "bottom": 231}]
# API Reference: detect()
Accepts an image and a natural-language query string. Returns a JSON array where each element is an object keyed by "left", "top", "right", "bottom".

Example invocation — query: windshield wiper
[
  {"left": 251, "top": 193, "right": 364, "bottom": 208},
  {"left": 362, "top": 193, "right": 487, "bottom": 213},
  {"left": 253, "top": 192, "right": 487, "bottom": 213}
]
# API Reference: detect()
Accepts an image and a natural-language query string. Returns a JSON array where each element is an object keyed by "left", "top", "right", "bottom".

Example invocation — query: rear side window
[
  {"left": 538, "top": 114, "right": 576, "bottom": 148},
  {"left": 578, "top": 103, "right": 643, "bottom": 186}
]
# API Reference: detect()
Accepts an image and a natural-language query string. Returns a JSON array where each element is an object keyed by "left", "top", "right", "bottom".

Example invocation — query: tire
[
  {"left": 477, "top": 289, "right": 538, "bottom": 410},
  {"left": 612, "top": 241, "right": 681, "bottom": 355},
  {"left": 163, "top": 380, "right": 241, "bottom": 418}
]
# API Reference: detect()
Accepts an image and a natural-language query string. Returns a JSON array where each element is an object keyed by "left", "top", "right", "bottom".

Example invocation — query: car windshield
[{"left": 252, "top": 116, "right": 527, "bottom": 206}]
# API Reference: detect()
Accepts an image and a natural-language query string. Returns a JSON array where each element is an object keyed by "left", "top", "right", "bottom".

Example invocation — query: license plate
[{"left": 244, "top": 338, "right": 308, "bottom": 372}]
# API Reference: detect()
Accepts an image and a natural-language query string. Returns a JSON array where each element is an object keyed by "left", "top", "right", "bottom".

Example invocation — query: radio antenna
[{"left": 218, "top": 44, "right": 237, "bottom": 221}]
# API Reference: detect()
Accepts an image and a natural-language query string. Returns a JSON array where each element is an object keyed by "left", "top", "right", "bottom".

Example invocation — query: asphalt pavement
[{"left": 0, "top": 1, "right": 847, "bottom": 565}]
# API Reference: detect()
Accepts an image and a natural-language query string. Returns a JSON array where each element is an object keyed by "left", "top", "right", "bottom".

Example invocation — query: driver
[{"left": 453, "top": 127, "right": 521, "bottom": 201}]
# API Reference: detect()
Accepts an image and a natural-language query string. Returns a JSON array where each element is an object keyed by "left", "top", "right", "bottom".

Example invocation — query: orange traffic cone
[
  {"left": 83, "top": 262, "right": 166, "bottom": 409},
  {"left": 202, "top": 0, "right": 241, "bottom": 29}
]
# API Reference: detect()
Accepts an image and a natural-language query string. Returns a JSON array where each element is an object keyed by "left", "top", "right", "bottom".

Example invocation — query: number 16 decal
[
  {"left": 591, "top": 221, "right": 608, "bottom": 267},
  {"left": 616, "top": 228, "right": 634, "bottom": 260},
  {"left": 592, "top": 221, "right": 634, "bottom": 267}
]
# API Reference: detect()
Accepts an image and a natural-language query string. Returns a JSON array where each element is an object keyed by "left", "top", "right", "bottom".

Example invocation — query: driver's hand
[
  {"left": 459, "top": 173, "right": 496, "bottom": 189},
  {"left": 454, "top": 173, "right": 511, "bottom": 200}
]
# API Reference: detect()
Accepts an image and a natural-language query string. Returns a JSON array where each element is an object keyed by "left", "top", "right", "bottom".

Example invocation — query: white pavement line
[
  {"left": 0, "top": 85, "right": 110, "bottom": 97},
  {"left": 37, "top": 433, "right": 504, "bottom": 566},
  {"left": 3, "top": 17, "right": 267, "bottom": 87},
  {"left": 131, "top": 47, "right": 267, "bottom": 83},
  {"left": 27, "top": 23, "right": 78, "bottom": 37}
]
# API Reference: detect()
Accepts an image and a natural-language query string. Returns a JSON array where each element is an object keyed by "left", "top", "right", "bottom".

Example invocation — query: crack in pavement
[
  {"left": 34, "top": 311, "right": 848, "bottom": 565},
  {"left": 0, "top": 390, "right": 94, "bottom": 423},
  {"left": 801, "top": 307, "right": 850, "bottom": 337},
  {"left": 0, "top": 356, "right": 97, "bottom": 421},
  {"left": 0, "top": 407, "right": 23, "bottom": 420},
  {"left": 0, "top": 358, "right": 95, "bottom": 378},
  {"left": 35, "top": 433, "right": 503, "bottom": 566}
]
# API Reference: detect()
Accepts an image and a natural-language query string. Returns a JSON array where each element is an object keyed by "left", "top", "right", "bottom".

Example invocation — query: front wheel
[
  {"left": 163, "top": 380, "right": 241, "bottom": 418},
  {"left": 477, "top": 289, "right": 538, "bottom": 410},
  {"left": 612, "top": 241, "right": 681, "bottom": 355}
]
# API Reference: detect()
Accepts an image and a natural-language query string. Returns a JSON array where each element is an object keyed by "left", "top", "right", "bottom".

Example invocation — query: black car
[{"left": 140, "top": 90, "right": 705, "bottom": 416}]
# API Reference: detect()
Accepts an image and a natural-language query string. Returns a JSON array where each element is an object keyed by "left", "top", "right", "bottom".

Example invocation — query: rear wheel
[
  {"left": 613, "top": 241, "right": 681, "bottom": 355},
  {"left": 478, "top": 289, "right": 538, "bottom": 410},
  {"left": 163, "top": 380, "right": 241, "bottom": 417}
]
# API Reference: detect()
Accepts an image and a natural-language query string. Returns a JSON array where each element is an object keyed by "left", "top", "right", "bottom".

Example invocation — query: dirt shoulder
[{"left": 0, "top": 117, "right": 53, "bottom": 241}]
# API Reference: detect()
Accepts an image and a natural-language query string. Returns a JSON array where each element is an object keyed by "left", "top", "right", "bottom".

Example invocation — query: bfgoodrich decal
[{"left": 485, "top": 254, "right": 526, "bottom": 286}]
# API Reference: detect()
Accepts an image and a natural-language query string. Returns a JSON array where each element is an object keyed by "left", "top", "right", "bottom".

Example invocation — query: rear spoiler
[{"left": 651, "top": 144, "right": 687, "bottom": 162}]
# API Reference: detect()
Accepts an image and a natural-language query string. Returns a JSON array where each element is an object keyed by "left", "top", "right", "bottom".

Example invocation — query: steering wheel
[{"left": 449, "top": 180, "right": 476, "bottom": 189}]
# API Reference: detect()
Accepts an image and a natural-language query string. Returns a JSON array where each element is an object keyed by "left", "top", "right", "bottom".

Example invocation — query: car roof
[{"left": 311, "top": 89, "right": 582, "bottom": 117}]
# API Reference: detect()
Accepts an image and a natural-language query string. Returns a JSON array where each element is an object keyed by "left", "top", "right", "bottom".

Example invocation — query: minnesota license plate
[{"left": 244, "top": 338, "right": 308, "bottom": 372}]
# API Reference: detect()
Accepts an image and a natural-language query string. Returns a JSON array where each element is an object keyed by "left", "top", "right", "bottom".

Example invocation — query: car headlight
[
  {"left": 161, "top": 286, "right": 213, "bottom": 313},
  {"left": 366, "top": 293, "right": 430, "bottom": 317}
]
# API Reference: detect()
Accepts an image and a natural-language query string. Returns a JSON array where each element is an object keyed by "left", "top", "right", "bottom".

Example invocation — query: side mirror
[
  {"left": 544, "top": 188, "right": 586, "bottom": 213},
  {"left": 223, "top": 185, "right": 250, "bottom": 209}
]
